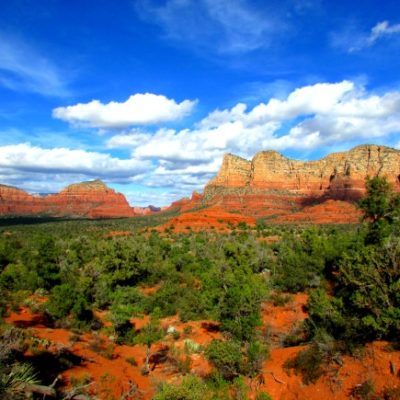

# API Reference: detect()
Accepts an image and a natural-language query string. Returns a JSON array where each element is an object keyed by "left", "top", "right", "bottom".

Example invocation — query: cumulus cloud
[
  {"left": 0, "top": 143, "right": 149, "bottom": 179},
  {"left": 53, "top": 93, "right": 196, "bottom": 128},
  {"left": 107, "top": 81, "right": 400, "bottom": 183}
]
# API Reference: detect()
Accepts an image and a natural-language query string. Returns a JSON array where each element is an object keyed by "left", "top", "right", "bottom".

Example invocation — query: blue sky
[{"left": 0, "top": 0, "right": 400, "bottom": 206}]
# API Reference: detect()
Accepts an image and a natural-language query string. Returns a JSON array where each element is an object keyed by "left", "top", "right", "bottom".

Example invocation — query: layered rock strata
[
  {"left": 202, "top": 145, "right": 400, "bottom": 219},
  {"left": 0, "top": 180, "right": 135, "bottom": 218}
]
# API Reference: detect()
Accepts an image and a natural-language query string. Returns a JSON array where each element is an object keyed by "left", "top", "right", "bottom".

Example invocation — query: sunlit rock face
[
  {"left": 0, "top": 179, "right": 135, "bottom": 218},
  {"left": 0, "top": 184, "right": 46, "bottom": 216},
  {"left": 201, "top": 145, "right": 400, "bottom": 222}
]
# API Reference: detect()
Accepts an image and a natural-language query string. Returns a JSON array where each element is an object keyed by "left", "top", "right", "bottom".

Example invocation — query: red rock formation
[
  {"left": 0, "top": 184, "right": 46, "bottom": 215},
  {"left": 200, "top": 145, "right": 400, "bottom": 223},
  {"left": 0, "top": 180, "right": 136, "bottom": 218},
  {"left": 206, "top": 145, "right": 400, "bottom": 198},
  {"left": 166, "top": 191, "right": 203, "bottom": 213}
]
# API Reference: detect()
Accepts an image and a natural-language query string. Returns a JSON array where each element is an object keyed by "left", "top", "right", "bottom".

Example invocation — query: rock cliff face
[
  {"left": 167, "top": 191, "right": 203, "bottom": 213},
  {"left": 0, "top": 184, "right": 46, "bottom": 215},
  {"left": 0, "top": 180, "right": 135, "bottom": 218},
  {"left": 202, "top": 145, "right": 400, "bottom": 221}
]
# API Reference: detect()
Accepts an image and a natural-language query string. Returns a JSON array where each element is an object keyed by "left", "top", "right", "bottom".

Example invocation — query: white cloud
[
  {"left": 107, "top": 81, "right": 400, "bottom": 183},
  {"left": 367, "top": 21, "right": 400, "bottom": 45},
  {"left": 0, "top": 34, "right": 71, "bottom": 97},
  {"left": 334, "top": 20, "right": 400, "bottom": 53},
  {"left": 136, "top": 0, "right": 282, "bottom": 54},
  {"left": 106, "top": 131, "right": 150, "bottom": 148},
  {"left": 0, "top": 143, "right": 149, "bottom": 179},
  {"left": 125, "top": 189, "right": 195, "bottom": 207},
  {"left": 53, "top": 93, "right": 196, "bottom": 128}
]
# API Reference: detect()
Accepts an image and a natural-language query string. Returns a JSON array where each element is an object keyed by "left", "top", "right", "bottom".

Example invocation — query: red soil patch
[
  {"left": 254, "top": 293, "right": 400, "bottom": 399},
  {"left": 157, "top": 206, "right": 255, "bottom": 233},
  {"left": 157, "top": 199, "right": 361, "bottom": 234},
  {"left": 274, "top": 200, "right": 361, "bottom": 224},
  {"left": 257, "top": 342, "right": 400, "bottom": 400},
  {"left": 5, "top": 308, "right": 221, "bottom": 399},
  {"left": 262, "top": 293, "right": 308, "bottom": 342},
  {"left": 138, "top": 284, "right": 161, "bottom": 296}
]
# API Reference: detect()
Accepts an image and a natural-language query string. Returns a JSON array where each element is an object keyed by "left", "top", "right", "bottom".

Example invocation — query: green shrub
[
  {"left": 205, "top": 340, "right": 243, "bottom": 381},
  {"left": 153, "top": 375, "right": 211, "bottom": 400},
  {"left": 256, "top": 392, "right": 272, "bottom": 400},
  {"left": 285, "top": 330, "right": 343, "bottom": 384},
  {"left": 349, "top": 380, "right": 375, "bottom": 400},
  {"left": 284, "top": 340, "right": 332, "bottom": 384}
]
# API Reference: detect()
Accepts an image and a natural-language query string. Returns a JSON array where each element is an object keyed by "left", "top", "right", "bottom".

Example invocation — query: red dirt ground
[
  {"left": 261, "top": 293, "right": 308, "bottom": 344},
  {"left": 274, "top": 200, "right": 361, "bottom": 225},
  {"left": 6, "top": 308, "right": 220, "bottom": 399},
  {"left": 155, "top": 199, "right": 362, "bottom": 235},
  {"left": 157, "top": 206, "right": 256, "bottom": 233},
  {"left": 5, "top": 294, "right": 400, "bottom": 400},
  {"left": 258, "top": 342, "right": 400, "bottom": 400}
]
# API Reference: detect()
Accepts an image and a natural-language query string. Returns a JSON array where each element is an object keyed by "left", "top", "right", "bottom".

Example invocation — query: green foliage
[
  {"left": 0, "top": 328, "right": 40, "bottom": 400},
  {"left": 0, "top": 363, "right": 39, "bottom": 399},
  {"left": 272, "top": 227, "right": 357, "bottom": 292},
  {"left": 110, "top": 286, "right": 145, "bottom": 343},
  {"left": 46, "top": 283, "right": 93, "bottom": 326},
  {"left": 255, "top": 392, "right": 272, "bottom": 400},
  {"left": 359, "top": 176, "right": 400, "bottom": 244},
  {"left": 205, "top": 340, "right": 243, "bottom": 381},
  {"left": 349, "top": 379, "right": 375, "bottom": 400},
  {"left": 307, "top": 237, "right": 400, "bottom": 345},
  {"left": 46, "top": 283, "right": 78, "bottom": 320},
  {"left": 306, "top": 176, "right": 400, "bottom": 348},
  {"left": 231, "top": 376, "right": 248, "bottom": 400},
  {"left": 335, "top": 240, "right": 400, "bottom": 342},
  {"left": 218, "top": 263, "right": 266, "bottom": 341},
  {"left": 284, "top": 342, "right": 325, "bottom": 384},
  {"left": 134, "top": 317, "right": 164, "bottom": 373},
  {"left": 153, "top": 375, "right": 211, "bottom": 400},
  {"left": 205, "top": 339, "right": 268, "bottom": 380},
  {"left": 244, "top": 340, "right": 269, "bottom": 377},
  {"left": 134, "top": 318, "right": 164, "bottom": 348}
]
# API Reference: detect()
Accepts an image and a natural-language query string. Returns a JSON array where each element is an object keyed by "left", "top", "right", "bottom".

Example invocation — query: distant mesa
[
  {"left": 0, "top": 180, "right": 137, "bottom": 219},
  {"left": 133, "top": 205, "right": 161, "bottom": 215}
]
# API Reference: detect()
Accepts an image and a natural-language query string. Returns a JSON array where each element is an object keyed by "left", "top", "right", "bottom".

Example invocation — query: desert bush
[
  {"left": 153, "top": 375, "right": 212, "bottom": 400},
  {"left": 205, "top": 340, "right": 243, "bottom": 381},
  {"left": 349, "top": 380, "right": 375, "bottom": 400},
  {"left": 284, "top": 334, "right": 340, "bottom": 385},
  {"left": 255, "top": 392, "right": 272, "bottom": 400}
]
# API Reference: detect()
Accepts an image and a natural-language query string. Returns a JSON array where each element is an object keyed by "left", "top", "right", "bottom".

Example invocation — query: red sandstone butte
[
  {"left": 0, "top": 180, "right": 135, "bottom": 218},
  {"left": 170, "top": 145, "right": 400, "bottom": 225}
]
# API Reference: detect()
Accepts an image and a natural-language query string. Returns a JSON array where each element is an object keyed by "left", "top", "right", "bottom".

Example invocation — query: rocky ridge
[
  {"left": 165, "top": 145, "right": 400, "bottom": 226},
  {"left": 0, "top": 180, "right": 136, "bottom": 218},
  {"left": 206, "top": 145, "right": 400, "bottom": 197}
]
